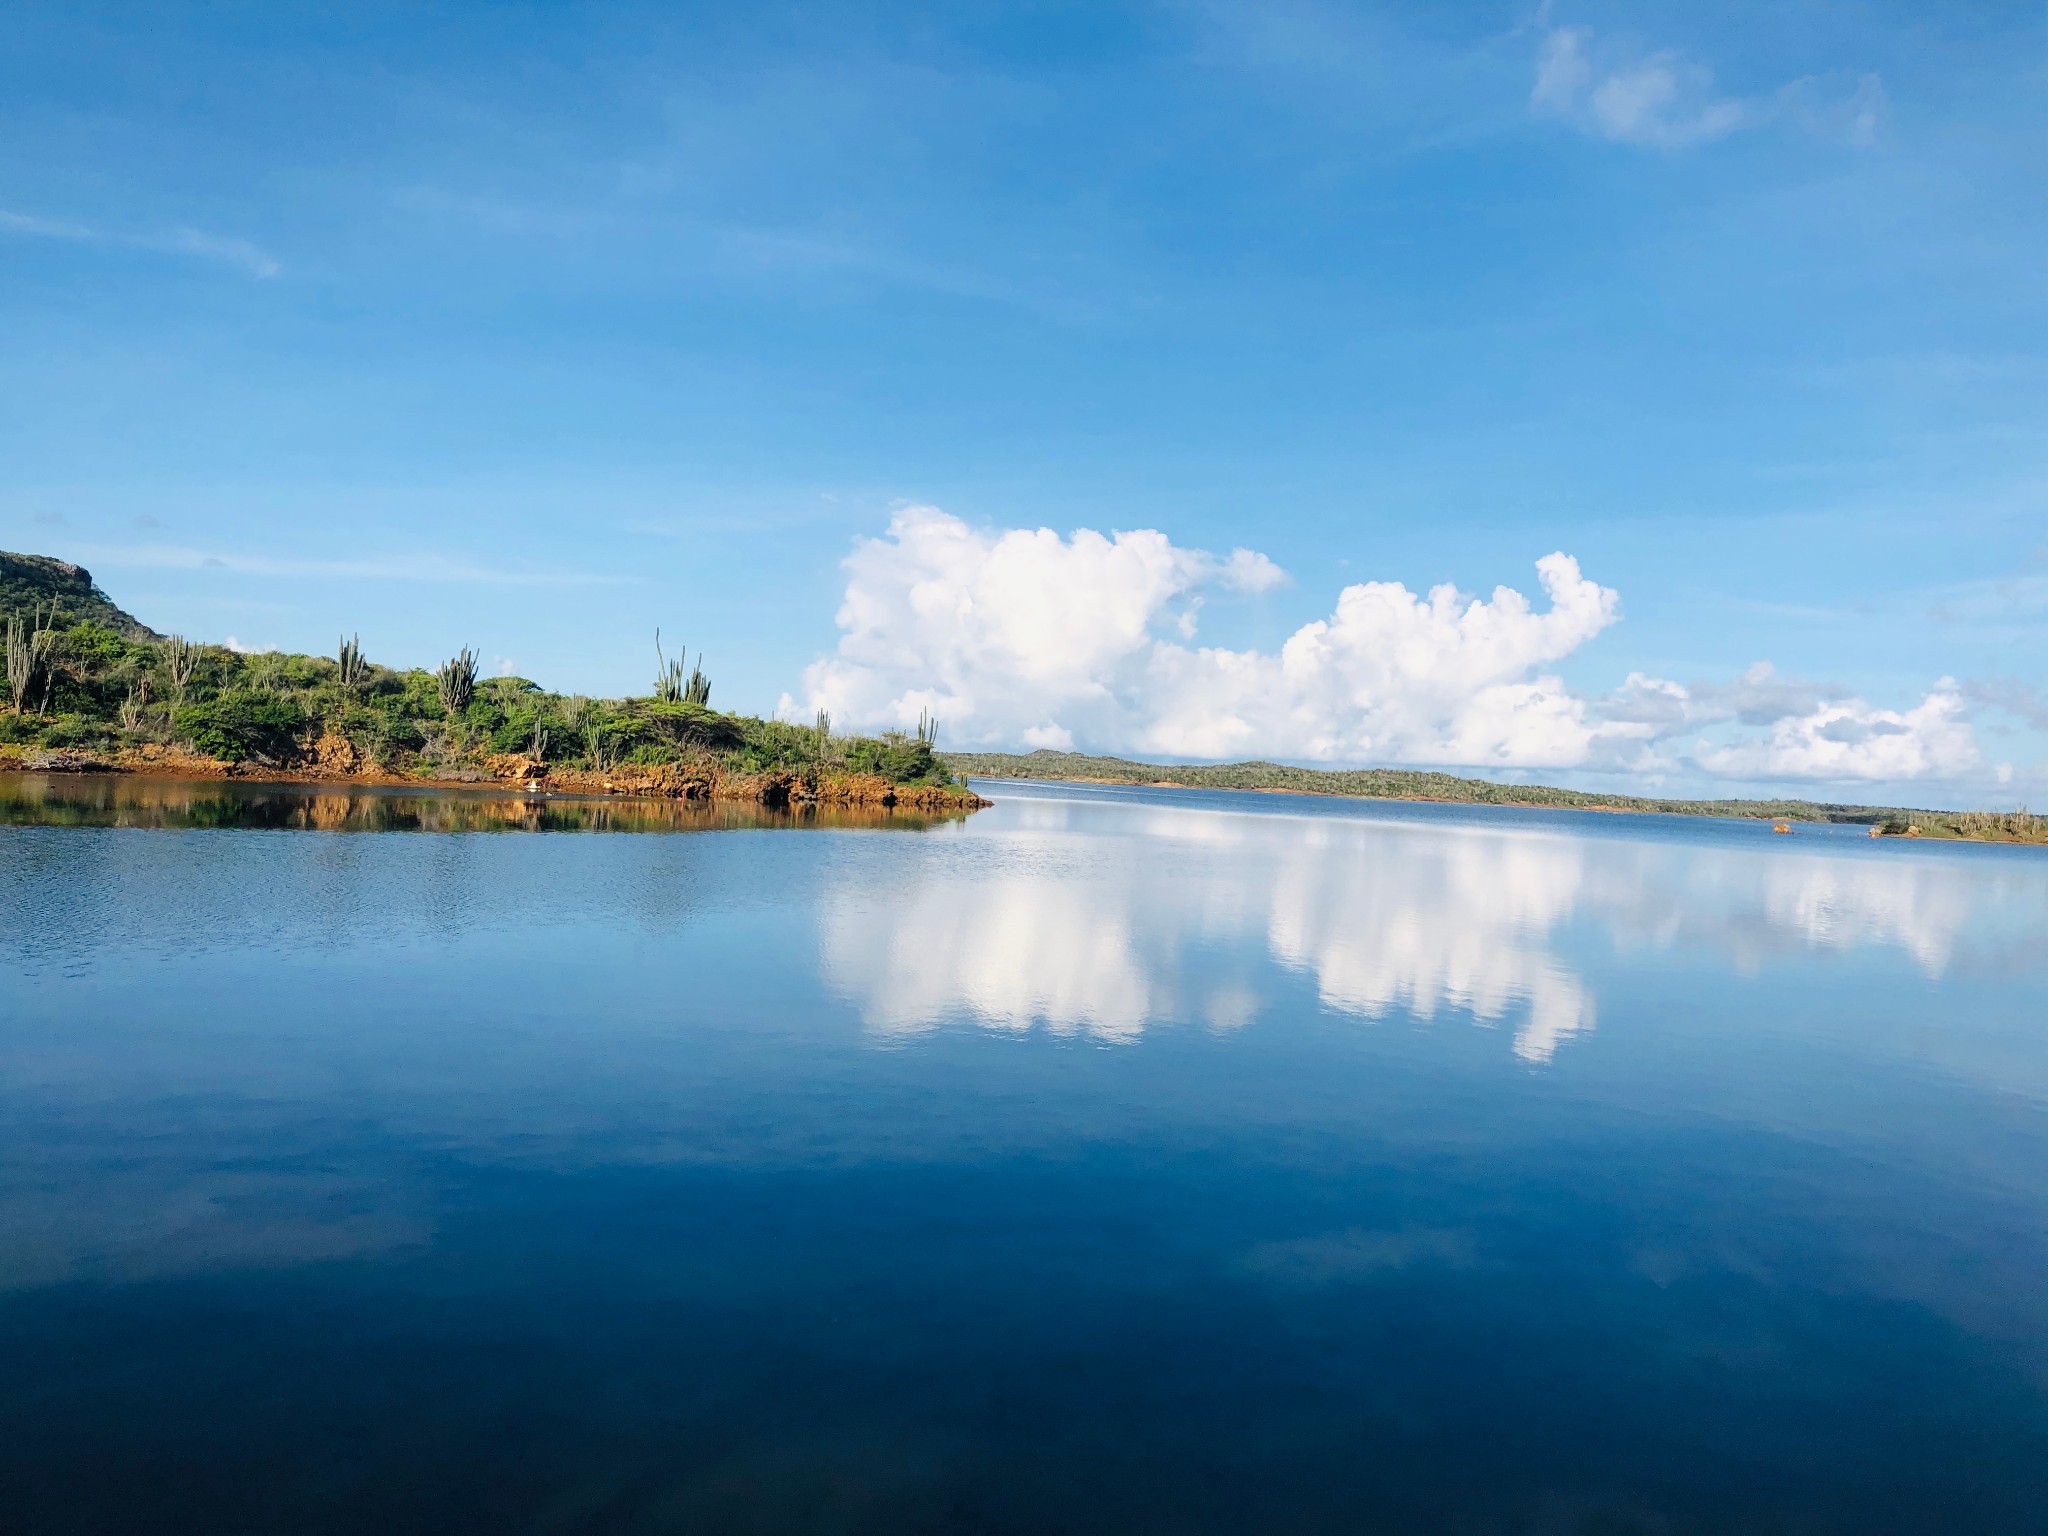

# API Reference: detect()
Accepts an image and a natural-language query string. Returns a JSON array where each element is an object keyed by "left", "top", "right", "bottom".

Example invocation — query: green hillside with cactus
[{"left": 0, "top": 554, "right": 969, "bottom": 805}]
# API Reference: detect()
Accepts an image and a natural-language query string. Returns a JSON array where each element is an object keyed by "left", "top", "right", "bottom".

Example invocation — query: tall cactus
[
  {"left": 5, "top": 608, "right": 58, "bottom": 714},
  {"left": 654, "top": 630, "right": 684, "bottom": 703},
  {"left": 160, "top": 634, "right": 199, "bottom": 701},
  {"left": 336, "top": 633, "right": 368, "bottom": 692},
  {"left": 655, "top": 630, "right": 711, "bottom": 707},
  {"left": 436, "top": 647, "right": 478, "bottom": 714}
]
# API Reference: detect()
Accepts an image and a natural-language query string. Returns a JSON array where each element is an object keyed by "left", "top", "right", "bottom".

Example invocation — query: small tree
[{"left": 436, "top": 647, "right": 478, "bottom": 714}]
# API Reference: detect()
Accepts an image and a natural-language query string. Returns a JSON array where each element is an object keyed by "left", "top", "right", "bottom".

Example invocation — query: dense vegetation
[
  {"left": 945, "top": 750, "right": 2048, "bottom": 845},
  {"left": 0, "top": 552, "right": 961, "bottom": 792}
]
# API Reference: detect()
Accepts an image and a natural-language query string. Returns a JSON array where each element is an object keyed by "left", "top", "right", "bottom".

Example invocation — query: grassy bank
[
  {"left": 942, "top": 750, "right": 2048, "bottom": 845},
  {"left": 0, "top": 551, "right": 981, "bottom": 810}
]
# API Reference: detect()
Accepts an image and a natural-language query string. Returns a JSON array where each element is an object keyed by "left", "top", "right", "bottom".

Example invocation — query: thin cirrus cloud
[
  {"left": 0, "top": 207, "right": 280, "bottom": 279},
  {"left": 787, "top": 506, "right": 2000, "bottom": 788},
  {"left": 68, "top": 542, "right": 626, "bottom": 587},
  {"left": 1529, "top": 24, "right": 1885, "bottom": 150}
]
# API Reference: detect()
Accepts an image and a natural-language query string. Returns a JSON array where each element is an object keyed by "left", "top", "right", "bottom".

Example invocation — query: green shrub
[
  {"left": 0, "top": 711, "right": 45, "bottom": 745},
  {"left": 40, "top": 713, "right": 118, "bottom": 751},
  {"left": 843, "top": 732, "right": 940, "bottom": 783},
  {"left": 174, "top": 691, "right": 309, "bottom": 761},
  {"left": 639, "top": 701, "right": 744, "bottom": 752}
]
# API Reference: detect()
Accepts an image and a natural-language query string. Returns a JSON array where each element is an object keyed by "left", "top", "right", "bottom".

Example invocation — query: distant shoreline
[
  {"left": 975, "top": 773, "right": 1653, "bottom": 815},
  {"left": 944, "top": 751, "right": 2048, "bottom": 847}
]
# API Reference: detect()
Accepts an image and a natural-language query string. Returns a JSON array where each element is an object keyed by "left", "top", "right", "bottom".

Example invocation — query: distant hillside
[
  {"left": 941, "top": 749, "right": 2048, "bottom": 844},
  {"left": 0, "top": 552, "right": 161, "bottom": 640}
]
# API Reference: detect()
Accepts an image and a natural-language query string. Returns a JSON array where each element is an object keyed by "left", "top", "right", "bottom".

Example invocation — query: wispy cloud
[
  {"left": 1531, "top": 24, "right": 1885, "bottom": 151},
  {"left": 0, "top": 209, "right": 94, "bottom": 241},
  {"left": 150, "top": 227, "right": 282, "bottom": 280},
  {"left": 1928, "top": 573, "right": 2048, "bottom": 627},
  {"left": 1532, "top": 27, "right": 1754, "bottom": 148},
  {"left": 1964, "top": 678, "right": 2048, "bottom": 730},
  {"left": 0, "top": 207, "right": 282, "bottom": 279},
  {"left": 711, "top": 225, "right": 1093, "bottom": 319},
  {"left": 67, "top": 543, "right": 628, "bottom": 587}
]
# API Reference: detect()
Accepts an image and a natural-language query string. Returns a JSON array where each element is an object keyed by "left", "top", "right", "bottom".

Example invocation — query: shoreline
[
  {"left": 1015, "top": 773, "right": 1647, "bottom": 814},
  {"left": 0, "top": 748, "right": 990, "bottom": 813},
  {"left": 957, "top": 770, "right": 2046, "bottom": 847}
]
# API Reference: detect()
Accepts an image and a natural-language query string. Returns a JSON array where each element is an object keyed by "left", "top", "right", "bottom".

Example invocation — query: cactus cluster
[
  {"left": 5, "top": 607, "right": 58, "bottom": 713},
  {"left": 337, "top": 634, "right": 369, "bottom": 692},
  {"left": 654, "top": 630, "right": 712, "bottom": 707},
  {"left": 437, "top": 647, "right": 479, "bottom": 714},
  {"left": 161, "top": 635, "right": 199, "bottom": 700}
]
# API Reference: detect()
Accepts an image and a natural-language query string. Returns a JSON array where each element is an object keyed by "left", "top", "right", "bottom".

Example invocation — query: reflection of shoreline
[
  {"left": 826, "top": 794, "right": 2039, "bottom": 1059},
  {"left": 961, "top": 768, "right": 2048, "bottom": 846},
  {"left": 0, "top": 774, "right": 967, "bottom": 835}
]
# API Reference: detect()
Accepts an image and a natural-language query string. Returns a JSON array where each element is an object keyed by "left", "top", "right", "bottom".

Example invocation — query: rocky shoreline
[{"left": 0, "top": 741, "right": 991, "bottom": 813}]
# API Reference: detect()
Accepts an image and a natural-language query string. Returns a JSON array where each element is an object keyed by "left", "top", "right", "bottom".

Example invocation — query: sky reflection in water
[
  {"left": 831, "top": 782, "right": 2043, "bottom": 1061},
  {"left": 1, "top": 777, "right": 2046, "bottom": 1534}
]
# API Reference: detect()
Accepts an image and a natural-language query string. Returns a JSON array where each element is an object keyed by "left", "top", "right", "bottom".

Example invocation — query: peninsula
[
  {"left": 0, "top": 552, "right": 982, "bottom": 812},
  {"left": 942, "top": 751, "right": 2048, "bottom": 845}
]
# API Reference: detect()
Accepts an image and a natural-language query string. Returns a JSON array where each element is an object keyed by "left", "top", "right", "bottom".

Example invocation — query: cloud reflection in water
[{"left": 824, "top": 791, "right": 2037, "bottom": 1061}]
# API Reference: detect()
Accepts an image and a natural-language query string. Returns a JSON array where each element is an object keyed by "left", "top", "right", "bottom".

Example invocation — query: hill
[
  {"left": 0, "top": 551, "right": 977, "bottom": 810},
  {"left": 940, "top": 750, "right": 2048, "bottom": 845},
  {"left": 0, "top": 552, "right": 161, "bottom": 640}
]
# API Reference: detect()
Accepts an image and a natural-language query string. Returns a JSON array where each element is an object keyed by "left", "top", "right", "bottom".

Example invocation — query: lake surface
[{"left": 3, "top": 774, "right": 2047, "bottom": 1534}]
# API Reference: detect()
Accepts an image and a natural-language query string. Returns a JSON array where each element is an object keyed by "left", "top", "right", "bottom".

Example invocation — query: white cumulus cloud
[
  {"left": 1697, "top": 680, "right": 1979, "bottom": 783},
  {"left": 790, "top": 507, "right": 2001, "bottom": 791},
  {"left": 790, "top": 505, "right": 1632, "bottom": 769}
]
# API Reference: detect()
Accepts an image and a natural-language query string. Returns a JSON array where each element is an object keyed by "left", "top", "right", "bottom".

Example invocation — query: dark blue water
[{"left": 4, "top": 775, "right": 2047, "bottom": 1534}]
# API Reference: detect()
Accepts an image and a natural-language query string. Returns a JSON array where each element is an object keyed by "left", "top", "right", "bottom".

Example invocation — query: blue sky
[{"left": 2, "top": 2, "right": 2044, "bottom": 801}]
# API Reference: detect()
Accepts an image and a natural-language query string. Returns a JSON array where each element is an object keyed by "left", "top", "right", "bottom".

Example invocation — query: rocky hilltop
[{"left": 0, "top": 551, "right": 161, "bottom": 640}]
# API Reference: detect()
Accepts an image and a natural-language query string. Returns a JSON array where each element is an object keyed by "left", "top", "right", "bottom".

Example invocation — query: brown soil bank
[
  {"left": 0, "top": 773, "right": 978, "bottom": 834},
  {"left": 0, "top": 742, "right": 989, "bottom": 812},
  {"left": 533, "top": 758, "right": 988, "bottom": 811}
]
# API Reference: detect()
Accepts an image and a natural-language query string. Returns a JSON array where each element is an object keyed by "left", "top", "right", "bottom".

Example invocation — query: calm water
[{"left": 3, "top": 775, "right": 2047, "bottom": 1534}]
